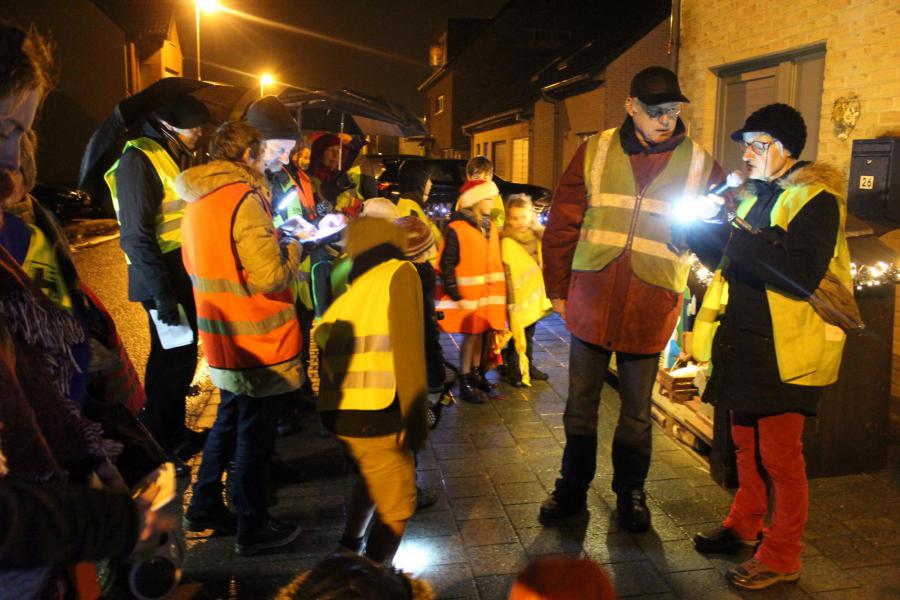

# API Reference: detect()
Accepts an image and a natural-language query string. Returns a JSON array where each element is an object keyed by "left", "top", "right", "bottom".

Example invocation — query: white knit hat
[
  {"left": 360, "top": 197, "right": 400, "bottom": 221},
  {"left": 457, "top": 179, "right": 499, "bottom": 209}
]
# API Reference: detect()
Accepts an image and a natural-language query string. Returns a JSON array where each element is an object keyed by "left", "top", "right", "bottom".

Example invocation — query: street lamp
[
  {"left": 260, "top": 73, "right": 274, "bottom": 97},
  {"left": 195, "top": 0, "right": 221, "bottom": 81}
]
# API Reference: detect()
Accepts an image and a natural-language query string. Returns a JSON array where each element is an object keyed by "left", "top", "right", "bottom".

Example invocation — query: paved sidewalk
[{"left": 179, "top": 315, "right": 900, "bottom": 599}]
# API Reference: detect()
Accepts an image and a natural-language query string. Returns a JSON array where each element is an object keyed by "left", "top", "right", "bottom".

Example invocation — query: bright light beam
[{"left": 218, "top": 6, "right": 424, "bottom": 66}]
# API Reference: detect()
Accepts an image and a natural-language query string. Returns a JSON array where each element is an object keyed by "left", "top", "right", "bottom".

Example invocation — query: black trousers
[
  {"left": 559, "top": 335, "right": 659, "bottom": 496},
  {"left": 190, "top": 390, "right": 282, "bottom": 533},
  {"left": 140, "top": 295, "right": 199, "bottom": 453}
]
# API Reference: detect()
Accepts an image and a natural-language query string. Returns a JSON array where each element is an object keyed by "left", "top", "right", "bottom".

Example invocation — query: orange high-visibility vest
[
  {"left": 181, "top": 182, "right": 302, "bottom": 371},
  {"left": 435, "top": 219, "right": 507, "bottom": 334}
]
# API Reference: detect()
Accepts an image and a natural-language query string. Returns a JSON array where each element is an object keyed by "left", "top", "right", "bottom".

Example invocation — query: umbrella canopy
[
  {"left": 78, "top": 77, "right": 255, "bottom": 196},
  {"left": 278, "top": 88, "right": 427, "bottom": 137}
]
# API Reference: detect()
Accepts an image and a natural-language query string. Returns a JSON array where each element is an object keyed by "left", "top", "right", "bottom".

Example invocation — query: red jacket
[{"left": 542, "top": 122, "right": 724, "bottom": 354}]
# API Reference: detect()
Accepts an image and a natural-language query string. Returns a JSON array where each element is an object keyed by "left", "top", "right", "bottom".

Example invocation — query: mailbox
[{"left": 847, "top": 138, "right": 900, "bottom": 230}]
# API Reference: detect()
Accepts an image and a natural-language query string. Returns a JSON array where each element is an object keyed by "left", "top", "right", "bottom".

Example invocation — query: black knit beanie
[
  {"left": 731, "top": 103, "right": 807, "bottom": 158},
  {"left": 156, "top": 95, "right": 211, "bottom": 129},
  {"left": 245, "top": 95, "right": 297, "bottom": 140}
]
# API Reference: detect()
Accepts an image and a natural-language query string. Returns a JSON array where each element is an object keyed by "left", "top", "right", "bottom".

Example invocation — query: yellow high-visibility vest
[
  {"left": 502, "top": 236, "right": 551, "bottom": 385},
  {"left": 574, "top": 127, "right": 713, "bottom": 293},
  {"left": 316, "top": 259, "right": 410, "bottom": 411},
  {"left": 692, "top": 176, "right": 851, "bottom": 386},
  {"left": 104, "top": 137, "right": 185, "bottom": 263}
]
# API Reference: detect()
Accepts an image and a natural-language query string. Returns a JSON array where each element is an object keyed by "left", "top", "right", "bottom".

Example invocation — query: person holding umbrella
[{"left": 104, "top": 94, "right": 212, "bottom": 475}]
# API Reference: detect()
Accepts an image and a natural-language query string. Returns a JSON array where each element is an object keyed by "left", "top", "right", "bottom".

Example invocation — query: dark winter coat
[
  {"left": 115, "top": 122, "right": 195, "bottom": 305},
  {"left": 688, "top": 161, "right": 842, "bottom": 416},
  {"left": 414, "top": 260, "right": 445, "bottom": 392}
]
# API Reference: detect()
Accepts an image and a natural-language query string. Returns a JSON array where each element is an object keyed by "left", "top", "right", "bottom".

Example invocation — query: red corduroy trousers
[{"left": 722, "top": 412, "right": 807, "bottom": 573}]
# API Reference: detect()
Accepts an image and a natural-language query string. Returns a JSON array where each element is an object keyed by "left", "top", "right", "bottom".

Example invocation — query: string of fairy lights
[{"left": 689, "top": 256, "right": 900, "bottom": 290}]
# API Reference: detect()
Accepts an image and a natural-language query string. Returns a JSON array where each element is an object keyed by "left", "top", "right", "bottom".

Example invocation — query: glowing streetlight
[
  {"left": 195, "top": 0, "right": 221, "bottom": 81},
  {"left": 260, "top": 73, "right": 274, "bottom": 97}
]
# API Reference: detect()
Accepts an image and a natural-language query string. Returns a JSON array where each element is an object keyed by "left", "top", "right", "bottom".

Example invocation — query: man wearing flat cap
[
  {"left": 105, "top": 94, "right": 212, "bottom": 474},
  {"left": 540, "top": 66, "right": 724, "bottom": 531}
]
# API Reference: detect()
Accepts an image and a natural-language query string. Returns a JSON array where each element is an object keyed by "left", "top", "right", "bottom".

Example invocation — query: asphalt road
[
  {"left": 72, "top": 237, "right": 210, "bottom": 423},
  {"left": 72, "top": 237, "right": 151, "bottom": 377}
]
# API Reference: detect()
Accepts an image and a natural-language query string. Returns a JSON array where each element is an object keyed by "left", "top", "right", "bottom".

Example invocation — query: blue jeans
[
  {"left": 190, "top": 390, "right": 281, "bottom": 532},
  {"left": 560, "top": 335, "right": 658, "bottom": 496}
]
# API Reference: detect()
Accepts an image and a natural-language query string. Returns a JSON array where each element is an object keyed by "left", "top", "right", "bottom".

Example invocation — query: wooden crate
[{"left": 656, "top": 368, "right": 699, "bottom": 403}]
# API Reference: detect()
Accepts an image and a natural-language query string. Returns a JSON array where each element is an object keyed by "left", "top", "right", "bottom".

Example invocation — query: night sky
[{"left": 177, "top": 0, "right": 507, "bottom": 115}]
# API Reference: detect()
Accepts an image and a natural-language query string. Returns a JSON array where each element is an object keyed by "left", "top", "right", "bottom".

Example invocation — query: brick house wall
[
  {"left": 678, "top": 0, "right": 900, "bottom": 175},
  {"left": 678, "top": 0, "right": 900, "bottom": 402},
  {"left": 529, "top": 20, "right": 671, "bottom": 191}
]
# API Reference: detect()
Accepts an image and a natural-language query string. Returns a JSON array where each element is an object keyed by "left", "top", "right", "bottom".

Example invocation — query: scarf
[
  {"left": 502, "top": 226, "right": 542, "bottom": 263},
  {"left": 0, "top": 245, "right": 117, "bottom": 483}
]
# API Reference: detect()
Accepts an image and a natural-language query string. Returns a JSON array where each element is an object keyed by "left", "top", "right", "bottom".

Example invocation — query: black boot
[
  {"left": 476, "top": 367, "right": 505, "bottom": 399},
  {"left": 539, "top": 434, "right": 597, "bottom": 522},
  {"left": 616, "top": 489, "right": 651, "bottom": 533},
  {"left": 539, "top": 479, "right": 587, "bottom": 522},
  {"left": 459, "top": 373, "right": 487, "bottom": 404}
]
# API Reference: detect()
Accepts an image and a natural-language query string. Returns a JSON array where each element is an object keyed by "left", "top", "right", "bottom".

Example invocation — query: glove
[{"left": 155, "top": 294, "right": 181, "bottom": 326}]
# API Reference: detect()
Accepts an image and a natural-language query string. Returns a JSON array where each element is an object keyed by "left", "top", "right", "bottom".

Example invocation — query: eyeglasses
[
  {"left": 739, "top": 139, "right": 774, "bottom": 156},
  {"left": 637, "top": 100, "right": 681, "bottom": 121}
]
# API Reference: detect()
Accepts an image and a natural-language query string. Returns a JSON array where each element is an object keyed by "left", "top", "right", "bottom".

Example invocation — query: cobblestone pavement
[{"left": 178, "top": 315, "right": 900, "bottom": 599}]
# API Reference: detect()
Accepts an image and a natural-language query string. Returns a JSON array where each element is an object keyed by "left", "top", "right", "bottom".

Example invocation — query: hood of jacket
[
  {"left": 739, "top": 161, "right": 847, "bottom": 203},
  {"left": 175, "top": 160, "right": 271, "bottom": 204},
  {"left": 780, "top": 161, "right": 846, "bottom": 197}
]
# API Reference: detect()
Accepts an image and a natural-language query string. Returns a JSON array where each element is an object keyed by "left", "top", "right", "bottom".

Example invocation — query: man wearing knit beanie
[
  {"left": 245, "top": 96, "right": 298, "bottom": 172},
  {"left": 316, "top": 216, "right": 427, "bottom": 563},
  {"left": 688, "top": 103, "right": 851, "bottom": 590}
]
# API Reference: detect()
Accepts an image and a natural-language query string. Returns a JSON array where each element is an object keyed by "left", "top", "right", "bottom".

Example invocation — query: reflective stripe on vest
[
  {"left": 692, "top": 177, "right": 851, "bottom": 386},
  {"left": 435, "top": 219, "right": 507, "bottom": 334},
  {"left": 574, "top": 127, "right": 714, "bottom": 293},
  {"left": 104, "top": 137, "right": 184, "bottom": 263},
  {"left": 181, "top": 181, "right": 302, "bottom": 371},
  {"left": 316, "top": 259, "right": 408, "bottom": 411}
]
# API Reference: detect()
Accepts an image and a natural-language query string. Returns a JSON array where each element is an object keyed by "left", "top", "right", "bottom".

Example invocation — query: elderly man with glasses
[{"left": 540, "top": 66, "right": 725, "bottom": 532}]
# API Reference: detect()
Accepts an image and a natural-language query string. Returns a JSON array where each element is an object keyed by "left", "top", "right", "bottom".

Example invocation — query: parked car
[
  {"left": 31, "top": 183, "right": 99, "bottom": 222},
  {"left": 375, "top": 155, "right": 552, "bottom": 226}
]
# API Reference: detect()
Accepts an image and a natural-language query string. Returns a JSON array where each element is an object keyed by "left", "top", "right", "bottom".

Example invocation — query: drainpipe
[
  {"left": 668, "top": 0, "right": 682, "bottom": 74},
  {"left": 541, "top": 92, "right": 562, "bottom": 189}
]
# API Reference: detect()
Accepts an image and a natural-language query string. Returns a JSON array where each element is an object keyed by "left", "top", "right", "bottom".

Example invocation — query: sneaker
[
  {"left": 416, "top": 486, "right": 439, "bottom": 510},
  {"left": 694, "top": 526, "right": 759, "bottom": 554},
  {"left": 726, "top": 557, "right": 800, "bottom": 590},
  {"left": 538, "top": 489, "right": 587, "bottom": 522},
  {"left": 529, "top": 367, "right": 549, "bottom": 381},
  {"left": 616, "top": 489, "right": 651, "bottom": 533},
  {"left": 183, "top": 504, "right": 237, "bottom": 535},
  {"left": 235, "top": 519, "right": 302, "bottom": 556}
]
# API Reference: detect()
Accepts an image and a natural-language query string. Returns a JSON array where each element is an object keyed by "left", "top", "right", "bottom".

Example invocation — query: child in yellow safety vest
[{"left": 501, "top": 194, "right": 552, "bottom": 387}]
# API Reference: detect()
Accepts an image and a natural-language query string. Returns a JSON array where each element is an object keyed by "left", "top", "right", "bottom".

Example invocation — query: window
[
  {"left": 434, "top": 94, "right": 445, "bottom": 115},
  {"left": 715, "top": 46, "right": 825, "bottom": 172},
  {"left": 511, "top": 137, "right": 529, "bottom": 183}
]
